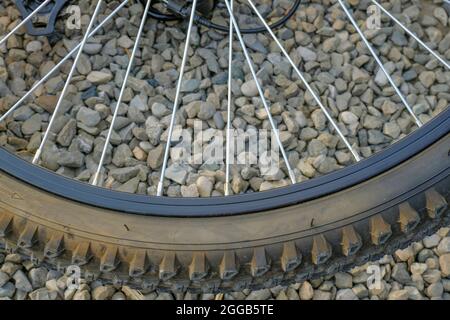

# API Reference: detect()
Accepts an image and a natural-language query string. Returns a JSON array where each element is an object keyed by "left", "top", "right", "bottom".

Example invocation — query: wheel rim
[{"left": 0, "top": 0, "right": 449, "bottom": 216}]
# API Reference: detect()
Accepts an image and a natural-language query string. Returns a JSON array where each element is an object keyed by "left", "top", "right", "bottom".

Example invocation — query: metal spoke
[
  {"left": 371, "top": 0, "right": 450, "bottom": 70},
  {"left": 32, "top": 0, "right": 104, "bottom": 164},
  {"left": 0, "top": 0, "right": 129, "bottom": 124},
  {"left": 92, "top": 0, "right": 152, "bottom": 186},
  {"left": 246, "top": 0, "right": 361, "bottom": 162},
  {"left": 0, "top": 0, "right": 52, "bottom": 47},
  {"left": 157, "top": 0, "right": 199, "bottom": 196},
  {"left": 337, "top": 0, "right": 423, "bottom": 127},
  {"left": 224, "top": 0, "right": 234, "bottom": 196},
  {"left": 224, "top": 0, "right": 296, "bottom": 184}
]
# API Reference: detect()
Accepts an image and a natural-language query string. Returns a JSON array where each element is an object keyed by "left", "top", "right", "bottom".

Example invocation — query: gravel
[
  {"left": 0, "top": 0, "right": 447, "bottom": 197},
  {"left": 0, "top": 227, "right": 447, "bottom": 300},
  {"left": 0, "top": 0, "right": 449, "bottom": 300}
]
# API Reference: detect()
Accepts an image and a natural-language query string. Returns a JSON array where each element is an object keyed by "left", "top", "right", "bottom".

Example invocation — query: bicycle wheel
[{"left": 0, "top": 0, "right": 448, "bottom": 292}]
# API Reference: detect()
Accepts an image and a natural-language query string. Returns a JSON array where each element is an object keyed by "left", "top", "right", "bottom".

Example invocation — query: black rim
[{"left": 0, "top": 107, "right": 449, "bottom": 217}]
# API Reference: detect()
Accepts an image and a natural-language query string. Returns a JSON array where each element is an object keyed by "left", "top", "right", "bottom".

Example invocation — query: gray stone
[
  {"left": 112, "top": 292, "right": 126, "bottom": 300},
  {"left": 196, "top": 176, "right": 213, "bottom": 197},
  {"left": 181, "top": 79, "right": 200, "bottom": 93},
  {"left": 29, "top": 267, "right": 47, "bottom": 289},
  {"left": 395, "top": 246, "right": 415, "bottom": 261},
  {"left": 77, "top": 54, "right": 92, "bottom": 75},
  {"left": 336, "top": 289, "right": 358, "bottom": 300},
  {"left": 165, "top": 163, "right": 189, "bottom": 184},
  {"left": 110, "top": 167, "right": 140, "bottom": 183},
  {"left": 419, "top": 71, "right": 436, "bottom": 88},
  {"left": 300, "top": 127, "right": 318, "bottom": 141},
  {"left": 368, "top": 130, "right": 385, "bottom": 145},
  {"left": 383, "top": 122, "right": 401, "bottom": 139},
  {"left": 156, "top": 292, "right": 174, "bottom": 300},
  {"left": 197, "top": 102, "right": 216, "bottom": 120},
  {"left": 145, "top": 116, "right": 164, "bottom": 145},
  {"left": 440, "top": 254, "right": 450, "bottom": 277},
  {"left": 336, "top": 92, "right": 351, "bottom": 110},
  {"left": 335, "top": 272, "right": 353, "bottom": 289},
  {"left": 410, "top": 263, "right": 427, "bottom": 275},
  {"left": 21, "top": 114, "right": 41, "bottom": 135},
  {"left": 340, "top": 111, "right": 358, "bottom": 125},
  {"left": 434, "top": 7, "right": 448, "bottom": 26},
  {"left": 5, "top": 255, "right": 21, "bottom": 264},
  {"left": 423, "top": 269, "right": 441, "bottom": 284},
  {"left": 245, "top": 289, "right": 271, "bottom": 300},
  {"left": 45, "top": 76, "right": 64, "bottom": 94},
  {"left": 307, "top": 139, "right": 327, "bottom": 156},
  {"left": 25, "top": 40, "right": 42, "bottom": 53},
  {"left": 299, "top": 281, "right": 314, "bottom": 300},
  {"left": 57, "top": 119, "right": 77, "bottom": 147},
  {"left": 92, "top": 285, "right": 116, "bottom": 300},
  {"left": 57, "top": 150, "right": 84, "bottom": 168},
  {"left": 83, "top": 43, "right": 102, "bottom": 55},
  {"left": 388, "top": 289, "right": 409, "bottom": 300},
  {"left": 297, "top": 47, "right": 317, "bottom": 61},
  {"left": 76, "top": 107, "right": 101, "bottom": 127},
  {"left": 29, "top": 288, "right": 58, "bottom": 300},
  {"left": 352, "top": 284, "right": 368, "bottom": 299},
  {"left": 213, "top": 112, "right": 225, "bottom": 129},
  {"left": 423, "top": 234, "right": 441, "bottom": 248},
  {"left": 311, "top": 109, "right": 326, "bottom": 130},
  {"left": 116, "top": 177, "right": 140, "bottom": 193},
  {"left": 147, "top": 144, "right": 164, "bottom": 169},
  {"left": 151, "top": 102, "right": 170, "bottom": 118},
  {"left": 73, "top": 290, "right": 91, "bottom": 300},
  {"left": 352, "top": 68, "right": 370, "bottom": 83},
  {"left": 13, "top": 106, "right": 34, "bottom": 121},
  {"left": 112, "top": 144, "right": 133, "bottom": 167},
  {"left": 0, "top": 282, "right": 15, "bottom": 298},
  {"left": 405, "top": 286, "right": 423, "bottom": 300},
  {"left": 313, "top": 290, "right": 332, "bottom": 300},
  {"left": 437, "top": 237, "right": 450, "bottom": 254},
  {"left": 0, "top": 271, "right": 9, "bottom": 288},
  {"left": 87, "top": 71, "right": 113, "bottom": 84},
  {"left": 363, "top": 115, "right": 383, "bottom": 129},
  {"left": 130, "top": 95, "right": 148, "bottom": 112},
  {"left": 241, "top": 79, "right": 259, "bottom": 97},
  {"left": 425, "top": 282, "right": 444, "bottom": 298},
  {"left": 12, "top": 270, "right": 32, "bottom": 293},
  {"left": 181, "top": 184, "right": 199, "bottom": 197},
  {"left": 117, "top": 35, "right": 134, "bottom": 48},
  {"left": 392, "top": 263, "right": 412, "bottom": 284},
  {"left": 391, "top": 30, "right": 408, "bottom": 46}
]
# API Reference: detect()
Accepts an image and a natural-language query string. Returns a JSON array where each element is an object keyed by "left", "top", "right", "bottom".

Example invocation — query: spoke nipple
[
  {"left": 224, "top": 182, "right": 230, "bottom": 196},
  {"left": 92, "top": 173, "right": 100, "bottom": 187},
  {"left": 288, "top": 170, "right": 297, "bottom": 184},
  {"left": 157, "top": 182, "right": 164, "bottom": 197},
  {"left": 32, "top": 149, "right": 42, "bottom": 165}
]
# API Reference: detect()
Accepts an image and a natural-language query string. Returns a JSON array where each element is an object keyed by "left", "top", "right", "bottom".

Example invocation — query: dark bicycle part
[
  {"left": 0, "top": 107, "right": 448, "bottom": 217},
  {"left": 145, "top": 0, "right": 302, "bottom": 34},
  {"left": 0, "top": 0, "right": 449, "bottom": 292},
  {"left": 15, "top": 0, "right": 68, "bottom": 36},
  {"left": 189, "top": 0, "right": 216, "bottom": 17},
  {"left": 146, "top": 0, "right": 216, "bottom": 21},
  {"left": 444, "top": 1, "right": 450, "bottom": 15}
]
